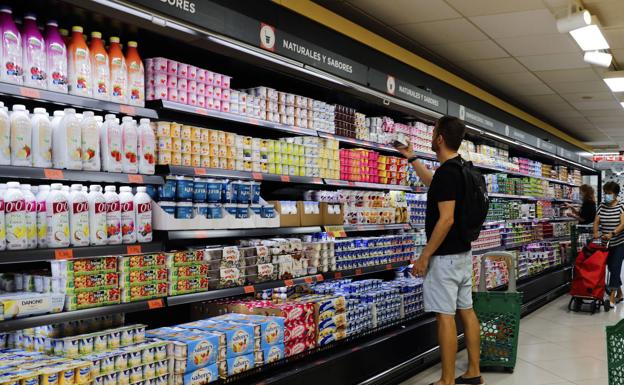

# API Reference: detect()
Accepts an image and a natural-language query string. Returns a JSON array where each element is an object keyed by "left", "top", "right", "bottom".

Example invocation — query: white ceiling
[{"left": 316, "top": 0, "right": 624, "bottom": 150}]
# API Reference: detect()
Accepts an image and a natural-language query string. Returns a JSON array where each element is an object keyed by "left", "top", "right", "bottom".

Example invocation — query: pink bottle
[
  {"left": 22, "top": 13, "right": 47, "bottom": 89},
  {"left": 45, "top": 20, "right": 68, "bottom": 93},
  {"left": 0, "top": 6, "right": 23, "bottom": 84}
]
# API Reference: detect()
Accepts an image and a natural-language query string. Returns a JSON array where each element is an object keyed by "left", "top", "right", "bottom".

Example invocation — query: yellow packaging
[
  {"left": 218, "top": 157, "right": 227, "bottom": 169},
  {"left": 191, "top": 155, "right": 201, "bottom": 167},
  {"left": 155, "top": 122, "right": 170, "bottom": 137},
  {"left": 182, "top": 153, "right": 192, "bottom": 166},
  {"left": 172, "top": 152, "right": 182, "bottom": 166},
  {"left": 275, "top": 164, "right": 282, "bottom": 175},
  {"left": 226, "top": 159, "right": 235, "bottom": 170},
  {"left": 208, "top": 129, "right": 218, "bottom": 144},
  {"left": 74, "top": 364, "right": 91, "bottom": 384},
  {"left": 200, "top": 143, "right": 210, "bottom": 156},
  {"left": 19, "top": 372, "right": 39, "bottom": 385},
  {"left": 210, "top": 157, "right": 219, "bottom": 169},
  {"left": 191, "top": 127, "right": 201, "bottom": 142},
  {"left": 57, "top": 366, "right": 74, "bottom": 385},
  {"left": 243, "top": 136, "right": 252, "bottom": 148},
  {"left": 191, "top": 141, "right": 201, "bottom": 154},
  {"left": 181, "top": 140, "right": 192, "bottom": 154},
  {"left": 235, "top": 160, "right": 244, "bottom": 171},
  {"left": 226, "top": 146, "right": 235, "bottom": 158},
  {"left": 243, "top": 161, "right": 252, "bottom": 172},
  {"left": 200, "top": 128, "right": 209, "bottom": 143},
  {"left": 209, "top": 144, "right": 218, "bottom": 158},
  {"left": 158, "top": 137, "right": 172, "bottom": 151},
  {"left": 225, "top": 133, "right": 236, "bottom": 146},
  {"left": 170, "top": 123, "right": 181, "bottom": 138},
  {"left": 200, "top": 156, "right": 211, "bottom": 168},
  {"left": 38, "top": 369, "right": 58, "bottom": 385},
  {"left": 217, "top": 131, "right": 226, "bottom": 145},
  {"left": 266, "top": 140, "right": 275, "bottom": 152},
  {"left": 180, "top": 125, "right": 192, "bottom": 140},
  {"left": 260, "top": 162, "right": 268, "bottom": 173},
  {"left": 158, "top": 150, "right": 172, "bottom": 165},
  {"left": 268, "top": 163, "right": 276, "bottom": 174},
  {"left": 172, "top": 138, "right": 182, "bottom": 152},
  {"left": 217, "top": 145, "right": 227, "bottom": 158}
]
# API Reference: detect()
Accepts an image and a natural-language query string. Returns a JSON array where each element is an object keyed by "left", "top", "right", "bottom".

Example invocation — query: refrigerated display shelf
[
  {"left": 324, "top": 179, "right": 413, "bottom": 191},
  {"left": 157, "top": 165, "right": 324, "bottom": 184},
  {"left": 0, "top": 83, "right": 158, "bottom": 118},
  {"left": 473, "top": 235, "right": 571, "bottom": 254},
  {"left": 0, "top": 165, "right": 164, "bottom": 185},
  {"left": 476, "top": 163, "right": 580, "bottom": 187},
  {"left": 161, "top": 226, "right": 323, "bottom": 240},
  {"left": 483, "top": 217, "right": 577, "bottom": 226},
  {"left": 343, "top": 223, "right": 412, "bottom": 232},
  {"left": 0, "top": 241, "right": 163, "bottom": 264}
]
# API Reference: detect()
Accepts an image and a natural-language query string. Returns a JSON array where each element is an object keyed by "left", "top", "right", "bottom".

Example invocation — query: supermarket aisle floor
[{"left": 401, "top": 295, "right": 617, "bottom": 385}]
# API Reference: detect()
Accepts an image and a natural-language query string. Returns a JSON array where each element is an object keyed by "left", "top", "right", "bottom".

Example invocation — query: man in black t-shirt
[{"left": 397, "top": 116, "right": 483, "bottom": 385}]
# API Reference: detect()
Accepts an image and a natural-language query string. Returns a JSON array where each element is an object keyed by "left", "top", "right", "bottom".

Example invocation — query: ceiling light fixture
[
  {"left": 556, "top": 9, "right": 591, "bottom": 33},
  {"left": 584, "top": 51, "right": 612, "bottom": 67},
  {"left": 604, "top": 71, "right": 624, "bottom": 92},
  {"left": 569, "top": 24, "right": 610, "bottom": 51}
]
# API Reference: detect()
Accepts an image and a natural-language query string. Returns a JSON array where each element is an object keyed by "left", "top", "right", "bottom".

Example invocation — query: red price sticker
[
  {"left": 19, "top": 87, "right": 40, "bottom": 98},
  {"left": 252, "top": 173, "right": 263, "bottom": 181},
  {"left": 355, "top": 268, "right": 363, "bottom": 276},
  {"left": 119, "top": 105, "right": 136, "bottom": 115},
  {"left": 304, "top": 277, "right": 313, "bottom": 284},
  {"left": 386, "top": 264, "right": 393, "bottom": 270},
  {"left": 127, "top": 245, "right": 142, "bottom": 255},
  {"left": 334, "top": 272, "right": 342, "bottom": 279},
  {"left": 54, "top": 249, "right": 73, "bottom": 260},
  {"left": 356, "top": 225, "right": 365, "bottom": 231},
  {"left": 280, "top": 175, "right": 290, "bottom": 182},
  {"left": 284, "top": 279, "right": 294, "bottom": 286},
  {"left": 194, "top": 167, "right": 207, "bottom": 175},
  {"left": 243, "top": 285, "right": 255, "bottom": 294},
  {"left": 312, "top": 178, "right": 322, "bottom": 184},
  {"left": 316, "top": 274, "right": 324, "bottom": 282},
  {"left": 248, "top": 118, "right": 259, "bottom": 125},
  {"left": 348, "top": 181, "right": 356, "bottom": 186},
  {"left": 147, "top": 299, "right": 164, "bottom": 309},
  {"left": 195, "top": 108, "right": 208, "bottom": 116},
  {"left": 128, "top": 174, "right": 144, "bottom": 183},
  {"left": 44, "top": 168, "right": 64, "bottom": 179}
]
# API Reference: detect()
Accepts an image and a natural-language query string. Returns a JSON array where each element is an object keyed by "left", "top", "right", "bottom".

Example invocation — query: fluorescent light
[
  {"left": 584, "top": 51, "right": 612, "bottom": 67},
  {"left": 164, "top": 20, "right": 197, "bottom": 35},
  {"left": 556, "top": 10, "right": 591, "bottom": 33},
  {"left": 92, "top": 0, "right": 152, "bottom": 20},
  {"left": 569, "top": 24, "right": 609, "bottom": 50},
  {"left": 604, "top": 71, "right": 624, "bottom": 92}
]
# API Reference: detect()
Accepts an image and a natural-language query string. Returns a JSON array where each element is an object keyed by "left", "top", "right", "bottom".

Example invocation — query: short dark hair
[
  {"left": 435, "top": 116, "right": 466, "bottom": 151},
  {"left": 604, "top": 181, "right": 620, "bottom": 195}
]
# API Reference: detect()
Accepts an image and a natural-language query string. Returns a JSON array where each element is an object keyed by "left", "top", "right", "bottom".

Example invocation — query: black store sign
[{"left": 368, "top": 69, "right": 447, "bottom": 114}]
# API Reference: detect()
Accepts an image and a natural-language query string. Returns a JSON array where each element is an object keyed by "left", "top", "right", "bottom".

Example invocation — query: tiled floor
[{"left": 400, "top": 295, "right": 621, "bottom": 385}]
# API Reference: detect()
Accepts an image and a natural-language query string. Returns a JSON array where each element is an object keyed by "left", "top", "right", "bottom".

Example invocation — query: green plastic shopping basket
[
  {"left": 473, "top": 252, "right": 523, "bottom": 373},
  {"left": 607, "top": 318, "right": 624, "bottom": 384}
]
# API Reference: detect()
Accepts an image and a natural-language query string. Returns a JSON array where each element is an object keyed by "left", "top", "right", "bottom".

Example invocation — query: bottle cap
[
  {"left": 110, "top": 36, "right": 120, "bottom": 43},
  {"left": 91, "top": 31, "right": 102, "bottom": 39},
  {"left": 70, "top": 184, "right": 83, "bottom": 191},
  {"left": 127, "top": 41, "right": 137, "bottom": 47},
  {"left": 136, "top": 187, "right": 146, "bottom": 192},
  {"left": 7, "top": 182, "right": 20, "bottom": 188},
  {"left": 120, "top": 186, "right": 132, "bottom": 192},
  {"left": 72, "top": 26, "right": 83, "bottom": 33},
  {"left": 12, "top": 105, "right": 26, "bottom": 112},
  {"left": 33, "top": 107, "right": 47, "bottom": 114}
]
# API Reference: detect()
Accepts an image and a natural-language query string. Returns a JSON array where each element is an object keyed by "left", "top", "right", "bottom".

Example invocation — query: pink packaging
[
  {"left": 213, "top": 99, "right": 221, "bottom": 111},
  {"left": 197, "top": 97, "right": 206, "bottom": 108},
  {"left": 155, "top": 85, "right": 168, "bottom": 100},
  {"left": 222, "top": 88, "right": 230, "bottom": 101},
  {"left": 154, "top": 57, "right": 168, "bottom": 72},
  {"left": 213, "top": 73, "right": 222, "bottom": 87},
  {"left": 145, "top": 58, "right": 154, "bottom": 72},
  {"left": 205, "top": 86, "right": 214, "bottom": 99},
  {"left": 239, "top": 93, "right": 247, "bottom": 104},
  {"left": 188, "top": 80, "right": 197, "bottom": 93},
  {"left": 167, "top": 59, "right": 178, "bottom": 75},
  {"left": 221, "top": 101, "right": 230, "bottom": 113},
  {"left": 205, "top": 71, "right": 214, "bottom": 85},
  {"left": 177, "top": 77, "right": 188, "bottom": 91},
  {"left": 179, "top": 91, "right": 188, "bottom": 104},
  {"left": 188, "top": 66, "right": 197, "bottom": 80},
  {"left": 205, "top": 97, "right": 214, "bottom": 110},
  {"left": 153, "top": 73, "right": 167, "bottom": 86},
  {"left": 197, "top": 82, "right": 206, "bottom": 96},
  {"left": 214, "top": 87, "right": 222, "bottom": 100},
  {"left": 146, "top": 87, "right": 155, "bottom": 101},
  {"left": 167, "top": 87, "right": 178, "bottom": 102},
  {"left": 222, "top": 75, "right": 231, "bottom": 89},
  {"left": 189, "top": 92, "right": 197, "bottom": 106},
  {"left": 239, "top": 103, "right": 247, "bottom": 115},
  {"left": 197, "top": 68, "right": 206, "bottom": 83},
  {"left": 146, "top": 73, "right": 155, "bottom": 87},
  {"left": 178, "top": 63, "right": 188, "bottom": 78},
  {"left": 167, "top": 75, "right": 177, "bottom": 88}
]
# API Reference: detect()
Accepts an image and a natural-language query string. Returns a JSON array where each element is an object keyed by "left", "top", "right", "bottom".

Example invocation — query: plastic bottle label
[
  {"left": 25, "top": 199, "right": 37, "bottom": 247},
  {"left": 2, "top": 30, "right": 23, "bottom": 83},
  {"left": 91, "top": 200, "right": 107, "bottom": 244},
  {"left": 48, "top": 200, "right": 69, "bottom": 247},
  {"left": 48, "top": 42, "right": 68, "bottom": 91},
  {"left": 25, "top": 36, "right": 47, "bottom": 87},
  {"left": 121, "top": 200, "right": 135, "bottom": 242},
  {"left": 35, "top": 119, "right": 52, "bottom": 166},
  {"left": 11, "top": 116, "right": 32, "bottom": 165},
  {"left": 136, "top": 201, "right": 152, "bottom": 242},
  {"left": 36, "top": 200, "right": 47, "bottom": 247},
  {"left": 0, "top": 200, "right": 5, "bottom": 250},
  {"left": 71, "top": 48, "right": 90, "bottom": 94},
  {"left": 5, "top": 199, "right": 26, "bottom": 249},
  {"left": 110, "top": 57, "right": 126, "bottom": 102},
  {"left": 0, "top": 115, "right": 10, "bottom": 164},
  {"left": 70, "top": 200, "right": 89, "bottom": 245},
  {"left": 106, "top": 200, "right": 121, "bottom": 242}
]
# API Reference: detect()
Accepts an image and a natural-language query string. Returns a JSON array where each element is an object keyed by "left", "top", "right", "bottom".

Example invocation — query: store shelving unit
[
  {"left": 0, "top": 165, "right": 163, "bottom": 185},
  {"left": 161, "top": 226, "right": 323, "bottom": 240}
]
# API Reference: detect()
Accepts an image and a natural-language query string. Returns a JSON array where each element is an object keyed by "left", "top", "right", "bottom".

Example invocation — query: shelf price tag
[
  {"left": 312, "top": 178, "right": 322, "bottom": 184},
  {"left": 355, "top": 268, "right": 363, "bottom": 276},
  {"left": 304, "top": 277, "right": 313, "bottom": 284},
  {"left": 194, "top": 108, "right": 208, "bottom": 116},
  {"left": 280, "top": 175, "right": 290, "bottom": 182},
  {"left": 324, "top": 226, "right": 346, "bottom": 238},
  {"left": 243, "top": 285, "right": 255, "bottom": 294},
  {"left": 44, "top": 169, "right": 64, "bottom": 179},
  {"left": 127, "top": 245, "right": 142, "bottom": 255},
  {"left": 127, "top": 174, "right": 144, "bottom": 183},
  {"left": 54, "top": 249, "right": 73, "bottom": 260},
  {"left": 194, "top": 168, "right": 207, "bottom": 176},
  {"left": 284, "top": 279, "right": 294, "bottom": 286},
  {"left": 315, "top": 274, "right": 324, "bottom": 282},
  {"left": 19, "top": 87, "right": 41, "bottom": 98},
  {"left": 386, "top": 264, "right": 393, "bottom": 270},
  {"left": 119, "top": 105, "right": 136, "bottom": 115},
  {"left": 252, "top": 173, "right": 263, "bottom": 181},
  {"left": 147, "top": 299, "right": 164, "bottom": 309},
  {"left": 403, "top": 223, "right": 411, "bottom": 230},
  {"left": 248, "top": 118, "right": 259, "bottom": 125},
  {"left": 334, "top": 272, "right": 342, "bottom": 279}
]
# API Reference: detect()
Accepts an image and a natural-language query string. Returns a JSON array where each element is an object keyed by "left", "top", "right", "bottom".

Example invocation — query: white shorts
[{"left": 423, "top": 250, "right": 473, "bottom": 315}]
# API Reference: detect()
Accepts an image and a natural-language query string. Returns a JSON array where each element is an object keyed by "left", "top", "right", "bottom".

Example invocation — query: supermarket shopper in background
[
  {"left": 396, "top": 116, "right": 484, "bottom": 385},
  {"left": 564, "top": 184, "right": 596, "bottom": 224},
  {"left": 593, "top": 181, "right": 624, "bottom": 308}
]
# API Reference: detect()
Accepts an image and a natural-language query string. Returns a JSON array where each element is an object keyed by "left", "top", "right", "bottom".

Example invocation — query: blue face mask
[{"left": 605, "top": 194, "right": 615, "bottom": 204}]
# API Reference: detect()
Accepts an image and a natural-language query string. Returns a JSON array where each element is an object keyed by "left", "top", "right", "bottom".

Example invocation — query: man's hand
[
  {"left": 603, "top": 233, "right": 613, "bottom": 241},
  {"left": 395, "top": 140, "right": 414, "bottom": 160},
  {"left": 412, "top": 255, "right": 430, "bottom": 276}
]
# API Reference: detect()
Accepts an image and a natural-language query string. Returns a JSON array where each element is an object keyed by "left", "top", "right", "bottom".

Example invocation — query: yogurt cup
[
  {"left": 207, "top": 204, "right": 222, "bottom": 219},
  {"left": 192, "top": 178, "right": 208, "bottom": 202},
  {"left": 175, "top": 176, "right": 194, "bottom": 202},
  {"left": 224, "top": 203, "right": 237, "bottom": 216},
  {"left": 175, "top": 202, "right": 193, "bottom": 219},
  {"left": 194, "top": 203, "right": 209, "bottom": 218},
  {"left": 236, "top": 204, "right": 249, "bottom": 219},
  {"left": 261, "top": 205, "right": 275, "bottom": 218},
  {"left": 206, "top": 179, "right": 222, "bottom": 203}
]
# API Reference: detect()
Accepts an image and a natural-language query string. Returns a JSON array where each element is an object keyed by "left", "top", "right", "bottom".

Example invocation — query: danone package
[
  {"left": 0, "top": 292, "right": 65, "bottom": 320},
  {"left": 146, "top": 327, "right": 220, "bottom": 373}
]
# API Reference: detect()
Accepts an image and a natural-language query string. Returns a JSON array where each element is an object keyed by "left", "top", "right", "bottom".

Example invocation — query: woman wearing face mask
[{"left": 594, "top": 181, "right": 624, "bottom": 308}]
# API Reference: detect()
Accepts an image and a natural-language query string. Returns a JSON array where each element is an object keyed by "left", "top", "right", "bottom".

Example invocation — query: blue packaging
[
  {"left": 261, "top": 205, "right": 275, "bottom": 218},
  {"left": 146, "top": 328, "right": 220, "bottom": 372},
  {"left": 236, "top": 204, "right": 249, "bottom": 219},
  {"left": 249, "top": 182, "right": 261, "bottom": 204},
  {"left": 206, "top": 179, "right": 222, "bottom": 203},
  {"left": 193, "top": 178, "right": 208, "bottom": 203},
  {"left": 224, "top": 204, "right": 237, "bottom": 217},
  {"left": 207, "top": 204, "right": 222, "bottom": 219},
  {"left": 194, "top": 203, "right": 209, "bottom": 218},
  {"left": 176, "top": 202, "right": 194, "bottom": 219},
  {"left": 145, "top": 185, "right": 158, "bottom": 200},
  {"left": 250, "top": 204, "right": 262, "bottom": 216},
  {"left": 176, "top": 176, "right": 194, "bottom": 202},
  {"left": 182, "top": 363, "right": 218, "bottom": 385},
  {"left": 179, "top": 320, "right": 255, "bottom": 358},
  {"left": 226, "top": 353, "right": 255, "bottom": 376},
  {"left": 158, "top": 201, "right": 176, "bottom": 216},
  {"left": 158, "top": 177, "right": 176, "bottom": 200},
  {"left": 262, "top": 344, "right": 284, "bottom": 364},
  {"left": 222, "top": 180, "right": 234, "bottom": 203},
  {"left": 235, "top": 182, "right": 251, "bottom": 204}
]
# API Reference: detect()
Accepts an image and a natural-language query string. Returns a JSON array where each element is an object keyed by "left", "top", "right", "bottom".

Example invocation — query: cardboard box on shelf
[
  {"left": 321, "top": 202, "right": 344, "bottom": 225},
  {"left": 269, "top": 201, "right": 300, "bottom": 227},
  {"left": 298, "top": 201, "right": 323, "bottom": 226}
]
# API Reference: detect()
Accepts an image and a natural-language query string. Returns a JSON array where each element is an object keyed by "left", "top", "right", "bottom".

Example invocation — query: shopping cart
[
  {"left": 473, "top": 252, "right": 522, "bottom": 373},
  {"left": 607, "top": 318, "right": 624, "bottom": 385}
]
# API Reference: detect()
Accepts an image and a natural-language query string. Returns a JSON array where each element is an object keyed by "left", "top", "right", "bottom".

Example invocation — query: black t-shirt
[
  {"left": 579, "top": 200, "right": 596, "bottom": 225},
  {"left": 425, "top": 156, "right": 471, "bottom": 256}
]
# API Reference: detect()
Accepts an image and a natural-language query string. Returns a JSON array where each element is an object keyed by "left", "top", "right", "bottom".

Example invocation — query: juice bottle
[
  {"left": 88, "top": 185, "right": 107, "bottom": 245},
  {"left": 104, "top": 185, "right": 121, "bottom": 244},
  {"left": 0, "top": 7, "right": 23, "bottom": 84},
  {"left": 45, "top": 20, "right": 68, "bottom": 93},
  {"left": 10, "top": 104, "right": 32, "bottom": 166},
  {"left": 137, "top": 118, "right": 155, "bottom": 175},
  {"left": 0, "top": 102, "right": 10, "bottom": 165},
  {"left": 22, "top": 13, "right": 46, "bottom": 89},
  {"left": 59, "top": 28, "right": 69, "bottom": 45},
  {"left": 31, "top": 107, "right": 52, "bottom": 168},
  {"left": 121, "top": 116, "right": 138, "bottom": 174},
  {"left": 53, "top": 108, "right": 81, "bottom": 169},
  {"left": 80, "top": 111, "right": 100, "bottom": 171},
  {"left": 46, "top": 183, "right": 69, "bottom": 248},
  {"left": 20, "top": 184, "right": 36, "bottom": 249},
  {"left": 119, "top": 186, "right": 135, "bottom": 243},
  {"left": 68, "top": 26, "right": 91, "bottom": 97},
  {"left": 100, "top": 114, "right": 122, "bottom": 172},
  {"left": 89, "top": 31, "right": 109, "bottom": 100},
  {"left": 109, "top": 37, "right": 127, "bottom": 104},
  {"left": 35, "top": 184, "right": 49, "bottom": 248},
  {"left": 0, "top": 184, "right": 5, "bottom": 251},
  {"left": 125, "top": 41, "right": 144, "bottom": 107},
  {"left": 134, "top": 186, "right": 152, "bottom": 243},
  {"left": 68, "top": 184, "right": 89, "bottom": 246},
  {"left": 5, "top": 181, "right": 26, "bottom": 250}
]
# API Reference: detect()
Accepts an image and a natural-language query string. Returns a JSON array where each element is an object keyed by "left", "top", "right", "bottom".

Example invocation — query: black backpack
[{"left": 449, "top": 156, "right": 489, "bottom": 242}]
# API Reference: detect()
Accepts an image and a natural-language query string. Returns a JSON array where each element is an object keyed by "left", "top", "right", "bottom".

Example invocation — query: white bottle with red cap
[
  {"left": 134, "top": 186, "right": 152, "bottom": 243},
  {"left": 5, "top": 182, "right": 26, "bottom": 250},
  {"left": 104, "top": 185, "right": 121, "bottom": 245},
  {"left": 88, "top": 185, "right": 107, "bottom": 245},
  {"left": 119, "top": 186, "right": 136, "bottom": 243},
  {"left": 68, "top": 184, "right": 89, "bottom": 246},
  {"left": 20, "top": 184, "right": 37, "bottom": 249}
]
